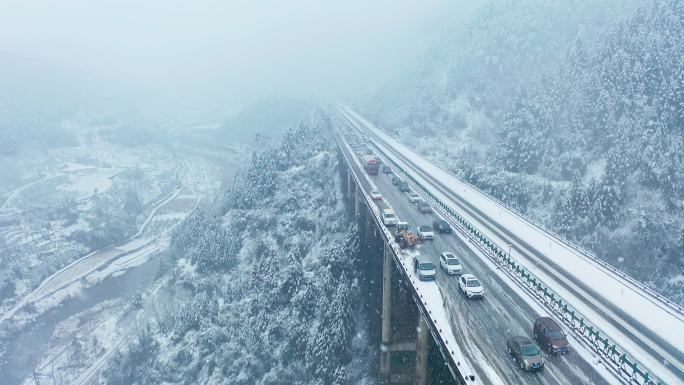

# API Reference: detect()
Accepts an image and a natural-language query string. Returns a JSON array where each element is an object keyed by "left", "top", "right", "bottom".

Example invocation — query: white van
[{"left": 413, "top": 254, "right": 436, "bottom": 281}]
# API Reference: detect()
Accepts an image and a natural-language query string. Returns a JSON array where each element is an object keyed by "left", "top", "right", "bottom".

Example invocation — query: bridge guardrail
[
  {"left": 368, "top": 135, "right": 666, "bottom": 385},
  {"left": 339, "top": 106, "right": 683, "bottom": 319},
  {"left": 335, "top": 132, "right": 480, "bottom": 385},
  {"left": 394, "top": 139, "right": 683, "bottom": 318}
]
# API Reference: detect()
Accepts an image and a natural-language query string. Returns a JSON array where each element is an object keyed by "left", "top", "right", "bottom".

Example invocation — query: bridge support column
[
  {"left": 380, "top": 242, "right": 393, "bottom": 377},
  {"left": 346, "top": 168, "right": 354, "bottom": 199},
  {"left": 354, "top": 187, "right": 361, "bottom": 217},
  {"left": 415, "top": 315, "right": 429, "bottom": 385}
]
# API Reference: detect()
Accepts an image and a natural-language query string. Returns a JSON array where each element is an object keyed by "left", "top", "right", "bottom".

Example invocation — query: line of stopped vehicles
[{"left": 364, "top": 148, "right": 571, "bottom": 372}]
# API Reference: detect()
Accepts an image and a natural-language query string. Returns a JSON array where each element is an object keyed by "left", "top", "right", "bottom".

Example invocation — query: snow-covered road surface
[
  {"left": 337, "top": 130, "right": 614, "bottom": 385},
  {"left": 337, "top": 106, "right": 684, "bottom": 385}
]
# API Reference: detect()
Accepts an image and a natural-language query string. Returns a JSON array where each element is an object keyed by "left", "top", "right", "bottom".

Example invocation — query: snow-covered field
[
  {"left": 0, "top": 145, "right": 170, "bottom": 306},
  {"left": 0, "top": 125, "right": 233, "bottom": 385},
  {"left": 19, "top": 299, "right": 126, "bottom": 385}
]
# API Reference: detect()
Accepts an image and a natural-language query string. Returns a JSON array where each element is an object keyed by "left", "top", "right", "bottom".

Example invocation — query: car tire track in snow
[
  {"left": 374, "top": 147, "right": 622, "bottom": 385},
  {"left": 339, "top": 125, "right": 616, "bottom": 385},
  {"left": 340, "top": 107, "right": 683, "bottom": 384}
]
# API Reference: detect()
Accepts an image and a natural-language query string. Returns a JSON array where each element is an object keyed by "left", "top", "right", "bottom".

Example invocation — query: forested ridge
[
  {"left": 363, "top": 0, "right": 684, "bottom": 303},
  {"left": 480, "top": 0, "right": 683, "bottom": 298},
  {"left": 365, "top": 0, "right": 640, "bottom": 139},
  {"left": 104, "top": 113, "right": 377, "bottom": 385}
]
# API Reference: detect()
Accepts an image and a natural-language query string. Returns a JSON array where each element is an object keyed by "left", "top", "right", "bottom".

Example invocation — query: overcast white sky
[{"left": 0, "top": 0, "right": 483, "bottom": 119}]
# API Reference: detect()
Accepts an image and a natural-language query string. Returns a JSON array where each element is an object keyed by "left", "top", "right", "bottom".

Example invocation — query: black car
[
  {"left": 417, "top": 201, "right": 432, "bottom": 214},
  {"left": 382, "top": 165, "right": 392, "bottom": 174},
  {"left": 392, "top": 176, "right": 402, "bottom": 185},
  {"left": 433, "top": 219, "right": 452, "bottom": 234}
]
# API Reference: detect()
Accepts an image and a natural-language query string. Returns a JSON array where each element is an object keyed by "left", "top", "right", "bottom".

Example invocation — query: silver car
[
  {"left": 507, "top": 336, "right": 544, "bottom": 371},
  {"left": 408, "top": 191, "right": 420, "bottom": 203},
  {"left": 413, "top": 254, "right": 436, "bottom": 281},
  {"left": 417, "top": 225, "right": 434, "bottom": 240}
]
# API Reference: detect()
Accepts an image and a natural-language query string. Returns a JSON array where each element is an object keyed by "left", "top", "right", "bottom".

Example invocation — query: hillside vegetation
[
  {"left": 492, "top": 0, "right": 683, "bottom": 298},
  {"left": 104, "top": 114, "right": 377, "bottom": 385},
  {"left": 364, "top": 0, "right": 641, "bottom": 141},
  {"left": 363, "top": 0, "right": 684, "bottom": 303}
]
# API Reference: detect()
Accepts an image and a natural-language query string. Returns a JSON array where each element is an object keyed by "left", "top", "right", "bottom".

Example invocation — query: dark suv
[
  {"left": 433, "top": 219, "right": 452, "bottom": 234},
  {"left": 417, "top": 200, "right": 432, "bottom": 214},
  {"left": 507, "top": 336, "right": 544, "bottom": 371},
  {"left": 533, "top": 317, "right": 570, "bottom": 354}
]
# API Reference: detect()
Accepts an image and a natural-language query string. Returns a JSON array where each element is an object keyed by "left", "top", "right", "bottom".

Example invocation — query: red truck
[{"left": 363, "top": 155, "right": 379, "bottom": 175}]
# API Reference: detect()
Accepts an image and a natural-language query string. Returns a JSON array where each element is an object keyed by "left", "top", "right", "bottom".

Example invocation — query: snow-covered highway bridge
[{"left": 334, "top": 105, "right": 684, "bottom": 385}]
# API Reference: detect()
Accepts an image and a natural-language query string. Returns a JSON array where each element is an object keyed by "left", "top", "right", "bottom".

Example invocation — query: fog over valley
[{"left": 0, "top": 1, "right": 682, "bottom": 385}]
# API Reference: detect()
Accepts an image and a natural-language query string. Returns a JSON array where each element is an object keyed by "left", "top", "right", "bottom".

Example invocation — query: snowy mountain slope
[
  {"left": 102, "top": 114, "right": 377, "bottom": 385},
  {"left": 362, "top": 0, "right": 643, "bottom": 141},
  {"left": 360, "top": 0, "right": 683, "bottom": 304},
  {"left": 492, "top": 0, "right": 683, "bottom": 298}
]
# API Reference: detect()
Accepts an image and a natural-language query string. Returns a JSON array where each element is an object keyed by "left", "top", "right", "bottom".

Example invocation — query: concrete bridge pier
[
  {"left": 347, "top": 168, "right": 355, "bottom": 199},
  {"left": 354, "top": 184, "right": 362, "bottom": 217},
  {"left": 342, "top": 163, "right": 439, "bottom": 385},
  {"left": 339, "top": 138, "right": 460, "bottom": 385},
  {"left": 380, "top": 242, "right": 393, "bottom": 377},
  {"left": 416, "top": 315, "right": 429, "bottom": 385},
  {"left": 379, "top": 239, "right": 430, "bottom": 385}
]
